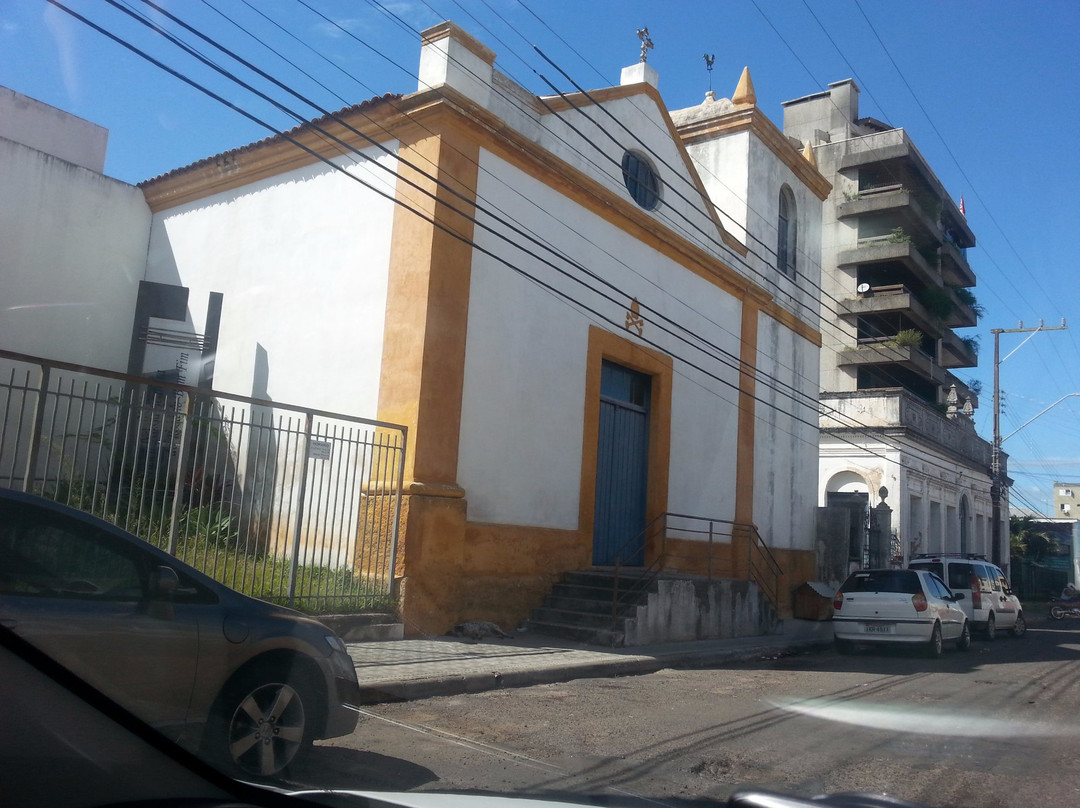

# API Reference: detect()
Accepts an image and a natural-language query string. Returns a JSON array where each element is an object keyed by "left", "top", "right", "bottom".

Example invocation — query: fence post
[
  {"left": 21, "top": 365, "right": 50, "bottom": 494},
  {"left": 386, "top": 427, "right": 407, "bottom": 586},
  {"left": 167, "top": 392, "right": 195, "bottom": 556},
  {"left": 287, "top": 411, "right": 314, "bottom": 607}
]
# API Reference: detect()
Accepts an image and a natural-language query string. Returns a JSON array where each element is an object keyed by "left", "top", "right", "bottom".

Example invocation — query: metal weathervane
[
  {"left": 637, "top": 27, "right": 653, "bottom": 63},
  {"left": 704, "top": 53, "right": 715, "bottom": 91}
]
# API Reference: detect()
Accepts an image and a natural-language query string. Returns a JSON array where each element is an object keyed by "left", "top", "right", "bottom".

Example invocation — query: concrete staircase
[
  {"left": 525, "top": 570, "right": 782, "bottom": 647},
  {"left": 525, "top": 570, "right": 650, "bottom": 646}
]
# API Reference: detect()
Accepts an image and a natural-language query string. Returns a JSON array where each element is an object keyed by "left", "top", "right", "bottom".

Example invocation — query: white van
[{"left": 908, "top": 554, "right": 1026, "bottom": 639}]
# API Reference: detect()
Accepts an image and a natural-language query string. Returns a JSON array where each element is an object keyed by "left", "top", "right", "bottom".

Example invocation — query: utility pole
[{"left": 991, "top": 319, "right": 1067, "bottom": 566}]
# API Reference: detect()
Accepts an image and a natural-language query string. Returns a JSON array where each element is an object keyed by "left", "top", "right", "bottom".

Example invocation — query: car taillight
[
  {"left": 912, "top": 593, "right": 928, "bottom": 612},
  {"left": 970, "top": 574, "right": 981, "bottom": 609},
  {"left": 833, "top": 592, "right": 844, "bottom": 611}
]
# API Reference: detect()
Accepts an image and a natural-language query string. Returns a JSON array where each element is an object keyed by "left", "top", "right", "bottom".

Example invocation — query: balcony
[
  {"left": 836, "top": 185, "right": 942, "bottom": 246},
  {"left": 838, "top": 238, "right": 940, "bottom": 291},
  {"left": 840, "top": 284, "right": 943, "bottom": 339},
  {"left": 943, "top": 287, "right": 978, "bottom": 328},
  {"left": 940, "top": 239, "right": 976, "bottom": 287},
  {"left": 939, "top": 330, "right": 978, "bottom": 369},
  {"left": 838, "top": 339, "right": 957, "bottom": 389},
  {"left": 820, "top": 389, "right": 992, "bottom": 470}
]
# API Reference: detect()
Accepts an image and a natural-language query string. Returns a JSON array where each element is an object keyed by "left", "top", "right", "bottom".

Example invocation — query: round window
[{"left": 621, "top": 151, "right": 660, "bottom": 210}]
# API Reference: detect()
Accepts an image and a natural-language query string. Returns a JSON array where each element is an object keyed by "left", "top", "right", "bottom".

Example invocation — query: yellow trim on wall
[
  {"left": 579, "top": 326, "right": 673, "bottom": 565},
  {"left": 377, "top": 125, "right": 480, "bottom": 486}
]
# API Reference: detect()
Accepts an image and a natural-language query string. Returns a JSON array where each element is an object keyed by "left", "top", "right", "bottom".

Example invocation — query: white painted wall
[
  {"left": 683, "top": 130, "right": 750, "bottom": 243},
  {"left": 754, "top": 316, "right": 820, "bottom": 551},
  {"left": 144, "top": 146, "right": 399, "bottom": 416},
  {"left": 457, "top": 151, "right": 745, "bottom": 529},
  {"left": 0, "top": 136, "right": 149, "bottom": 371},
  {"left": 820, "top": 435, "right": 994, "bottom": 564},
  {"left": 0, "top": 87, "right": 108, "bottom": 173}
]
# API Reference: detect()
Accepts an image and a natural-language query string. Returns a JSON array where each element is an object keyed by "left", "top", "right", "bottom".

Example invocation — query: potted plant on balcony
[{"left": 887, "top": 328, "right": 924, "bottom": 349}]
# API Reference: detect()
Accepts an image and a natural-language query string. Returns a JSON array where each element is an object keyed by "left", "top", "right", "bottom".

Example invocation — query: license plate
[{"left": 863, "top": 623, "right": 894, "bottom": 634}]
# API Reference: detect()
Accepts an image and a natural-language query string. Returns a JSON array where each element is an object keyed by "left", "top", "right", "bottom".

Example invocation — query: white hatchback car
[{"left": 832, "top": 568, "right": 970, "bottom": 657}]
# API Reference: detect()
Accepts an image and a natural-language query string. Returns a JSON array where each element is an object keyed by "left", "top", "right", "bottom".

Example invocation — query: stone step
[
  {"left": 562, "top": 569, "right": 650, "bottom": 590},
  {"left": 548, "top": 581, "right": 650, "bottom": 608},
  {"left": 543, "top": 593, "right": 644, "bottom": 616},
  {"left": 523, "top": 619, "right": 624, "bottom": 647},
  {"left": 532, "top": 606, "right": 626, "bottom": 630}
]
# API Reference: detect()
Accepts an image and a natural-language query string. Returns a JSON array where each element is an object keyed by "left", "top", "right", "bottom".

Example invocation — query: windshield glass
[{"left": 2, "top": 3, "right": 1079, "bottom": 808}]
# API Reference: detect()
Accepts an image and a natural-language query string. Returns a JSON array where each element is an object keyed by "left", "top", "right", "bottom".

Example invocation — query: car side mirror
[
  {"left": 150, "top": 566, "right": 179, "bottom": 599},
  {"left": 952, "top": 593, "right": 965, "bottom": 601}
]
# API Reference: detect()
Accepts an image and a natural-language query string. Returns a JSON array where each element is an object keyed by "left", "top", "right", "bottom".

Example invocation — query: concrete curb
[{"left": 355, "top": 638, "right": 829, "bottom": 704}]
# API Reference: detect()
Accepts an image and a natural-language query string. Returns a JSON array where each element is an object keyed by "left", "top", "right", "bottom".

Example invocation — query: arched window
[{"left": 777, "top": 185, "right": 797, "bottom": 276}]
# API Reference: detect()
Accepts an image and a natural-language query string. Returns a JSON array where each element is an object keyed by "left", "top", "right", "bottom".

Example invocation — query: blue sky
[{"left": 2, "top": 0, "right": 1078, "bottom": 515}]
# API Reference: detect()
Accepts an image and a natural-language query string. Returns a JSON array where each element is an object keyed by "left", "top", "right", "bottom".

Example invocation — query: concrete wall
[
  {"left": 622, "top": 577, "right": 780, "bottom": 645},
  {"left": 754, "top": 314, "right": 820, "bottom": 552},
  {"left": 0, "top": 87, "right": 108, "bottom": 173},
  {"left": 819, "top": 433, "right": 994, "bottom": 565},
  {"left": 0, "top": 136, "right": 149, "bottom": 371},
  {"left": 144, "top": 145, "right": 399, "bottom": 414}
]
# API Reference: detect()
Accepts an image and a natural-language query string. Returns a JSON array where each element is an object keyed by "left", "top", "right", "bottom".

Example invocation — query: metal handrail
[{"left": 607, "top": 512, "right": 785, "bottom": 629}]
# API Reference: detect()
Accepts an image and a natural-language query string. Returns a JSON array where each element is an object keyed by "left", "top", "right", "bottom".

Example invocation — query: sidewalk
[{"left": 345, "top": 620, "right": 833, "bottom": 704}]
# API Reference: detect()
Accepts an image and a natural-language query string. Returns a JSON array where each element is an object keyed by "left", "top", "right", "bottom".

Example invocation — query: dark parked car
[{"left": 0, "top": 488, "right": 360, "bottom": 778}]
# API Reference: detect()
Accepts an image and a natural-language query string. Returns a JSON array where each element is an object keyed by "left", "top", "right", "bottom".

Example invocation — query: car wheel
[
  {"left": 1010, "top": 612, "right": 1027, "bottom": 638},
  {"left": 835, "top": 638, "right": 856, "bottom": 655},
  {"left": 956, "top": 620, "right": 971, "bottom": 652},
  {"left": 925, "top": 623, "right": 943, "bottom": 658},
  {"left": 984, "top": 612, "right": 996, "bottom": 640},
  {"left": 208, "top": 668, "right": 315, "bottom": 778}
]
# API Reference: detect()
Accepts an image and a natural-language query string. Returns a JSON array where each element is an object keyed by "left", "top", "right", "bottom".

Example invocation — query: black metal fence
[{"left": 0, "top": 349, "right": 406, "bottom": 613}]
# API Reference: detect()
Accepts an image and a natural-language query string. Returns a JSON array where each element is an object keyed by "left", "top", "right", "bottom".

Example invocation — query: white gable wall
[
  {"left": 539, "top": 96, "right": 739, "bottom": 273},
  {"left": 457, "top": 149, "right": 743, "bottom": 528}
]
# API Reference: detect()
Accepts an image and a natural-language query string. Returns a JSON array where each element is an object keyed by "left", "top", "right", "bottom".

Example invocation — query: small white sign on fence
[{"left": 307, "top": 440, "right": 333, "bottom": 461}]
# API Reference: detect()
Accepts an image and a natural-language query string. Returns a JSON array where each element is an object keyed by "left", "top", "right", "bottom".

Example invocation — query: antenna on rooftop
[{"left": 704, "top": 54, "right": 715, "bottom": 92}]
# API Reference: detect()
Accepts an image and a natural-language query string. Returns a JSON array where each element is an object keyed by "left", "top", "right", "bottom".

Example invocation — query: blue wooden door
[{"left": 593, "top": 361, "right": 650, "bottom": 566}]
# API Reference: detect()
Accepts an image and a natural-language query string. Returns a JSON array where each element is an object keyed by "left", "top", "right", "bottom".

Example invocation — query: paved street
[{"left": 287, "top": 616, "right": 1080, "bottom": 807}]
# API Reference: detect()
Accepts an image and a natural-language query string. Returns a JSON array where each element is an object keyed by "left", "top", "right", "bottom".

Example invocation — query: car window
[
  {"left": 842, "top": 570, "right": 921, "bottom": 594},
  {"left": 926, "top": 574, "right": 952, "bottom": 600},
  {"left": 0, "top": 506, "right": 145, "bottom": 600}
]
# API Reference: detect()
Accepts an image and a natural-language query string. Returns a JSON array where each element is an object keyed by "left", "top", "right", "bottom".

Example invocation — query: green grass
[{"left": 38, "top": 479, "right": 394, "bottom": 615}]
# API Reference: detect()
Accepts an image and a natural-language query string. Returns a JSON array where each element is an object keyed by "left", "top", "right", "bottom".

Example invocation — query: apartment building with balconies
[{"left": 783, "top": 80, "right": 1007, "bottom": 570}]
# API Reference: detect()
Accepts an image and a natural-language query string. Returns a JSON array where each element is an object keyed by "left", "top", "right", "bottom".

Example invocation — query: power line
[{"left": 48, "top": 0, "right": 999, "bottom": 493}]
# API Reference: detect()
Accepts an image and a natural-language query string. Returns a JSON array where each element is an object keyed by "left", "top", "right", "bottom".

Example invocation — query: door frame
[{"left": 579, "top": 326, "right": 672, "bottom": 567}]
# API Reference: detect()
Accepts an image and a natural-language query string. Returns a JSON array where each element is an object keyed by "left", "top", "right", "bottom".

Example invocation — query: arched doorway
[{"left": 825, "top": 471, "right": 870, "bottom": 568}]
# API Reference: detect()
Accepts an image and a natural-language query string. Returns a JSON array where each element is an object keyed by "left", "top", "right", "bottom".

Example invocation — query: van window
[
  {"left": 946, "top": 562, "right": 973, "bottom": 591},
  {"left": 909, "top": 561, "right": 943, "bottom": 580},
  {"left": 990, "top": 566, "right": 1009, "bottom": 592}
]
